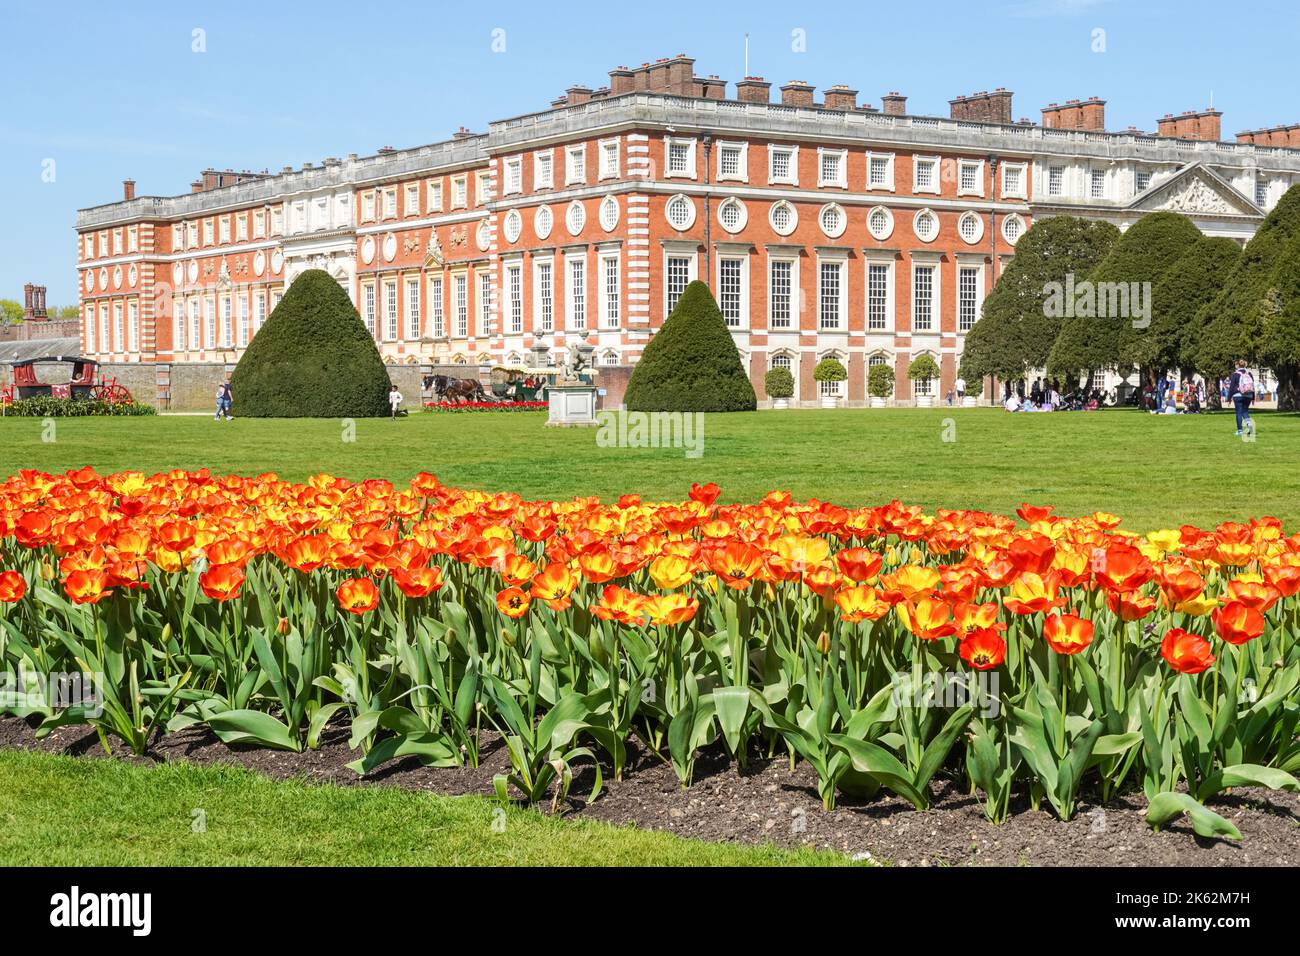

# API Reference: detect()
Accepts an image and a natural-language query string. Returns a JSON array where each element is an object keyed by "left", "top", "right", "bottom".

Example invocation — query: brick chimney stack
[
  {"left": 735, "top": 76, "right": 771, "bottom": 103},
  {"left": 22, "top": 283, "right": 47, "bottom": 322},
  {"left": 1042, "top": 97, "right": 1106, "bottom": 131},
  {"left": 779, "top": 80, "right": 816, "bottom": 107},
  {"left": 950, "top": 89, "right": 1013, "bottom": 125},
  {"left": 823, "top": 85, "right": 858, "bottom": 111},
  {"left": 123, "top": 179, "right": 135, "bottom": 201},
  {"left": 1156, "top": 108, "right": 1223, "bottom": 142},
  {"left": 881, "top": 92, "right": 907, "bottom": 116},
  {"left": 1237, "top": 124, "right": 1300, "bottom": 148}
]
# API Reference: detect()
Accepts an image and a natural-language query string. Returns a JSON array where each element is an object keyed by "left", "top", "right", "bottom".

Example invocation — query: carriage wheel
[{"left": 103, "top": 382, "right": 134, "bottom": 404}]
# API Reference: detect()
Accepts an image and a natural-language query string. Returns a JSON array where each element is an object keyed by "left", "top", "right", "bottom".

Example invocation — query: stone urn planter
[
  {"left": 962, "top": 395, "right": 978, "bottom": 408},
  {"left": 820, "top": 395, "right": 840, "bottom": 409},
  {"left": 870, "top": 396, "right": 888, "bottom": 409},
  {"left": 915, "top": 395, "right": 934, "bottom": 408},
  {"left": 772, "top": 398, "right": 790, "bottom": 410}
]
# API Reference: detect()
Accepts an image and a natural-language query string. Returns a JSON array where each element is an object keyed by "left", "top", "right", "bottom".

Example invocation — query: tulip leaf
[{"left": 1146, "top": 792, "right": 1242, "bottom": 841}]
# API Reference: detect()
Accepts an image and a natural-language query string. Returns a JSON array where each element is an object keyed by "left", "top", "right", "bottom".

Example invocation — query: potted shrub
[
  {"left": 867, "top": 363, "right": 894, "bottom": 408},
  {"left": 813, "top": 357, "right": 847, "bottom": 409},
  {"left": 764, "top": 366, "right": 795, "bottom": 410},
  {"left": 908, "top": 354, "right": 941, "bottom": 408}
]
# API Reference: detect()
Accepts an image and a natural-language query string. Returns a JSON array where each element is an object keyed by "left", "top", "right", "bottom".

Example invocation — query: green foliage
[
  {"left": 1126, "top": 236, "right": 1241, "bottom": 376},
  {"left": 231, "top": 269, "right": 392, "bottom": 418},
  {"left": 1193, "top": 186, "right": 1300, "bottom": 409},
  {"left": 1, "top": 396, "right": 155, "bottom": 417},
  {"left": 813, "top": 357, "right": 847, "bottom": 382},
  {"left": 624, "top": 281, "right": 757, "bottom": 412},
  {"left": 868, "top": 363, "right": 894, "bottom": 399},
  {"left": 0, "top": 299, "right": 23, "bottom": 325},
  {"left": 763, "top": 366, "right": 794, "bottom": 399},
  {"left": 960, "top": 216, "right": 1120, "bottom": 383},
  {"left": 908, "top": 354, "right": 941, "bottom": 381}
]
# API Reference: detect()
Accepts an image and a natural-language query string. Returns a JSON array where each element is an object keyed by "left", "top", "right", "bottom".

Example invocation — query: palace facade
[{"left": 75, "top": 55, "right": 1300, "bottom": 404}]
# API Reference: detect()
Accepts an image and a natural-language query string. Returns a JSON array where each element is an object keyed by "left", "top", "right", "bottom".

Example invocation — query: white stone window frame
[
  {"left": 533, "top": 256, "right": 555, "bottom": 333},
  {"left": 503, "top": 256, "right": 525, "bottom": 334},
  {"left": 202, "top": 219, "right": 214, "bottom": 245},
  {"left": 817, "top": 349, "right": 848, "bottom": 398},
  {"left": 566, "top": 199, "right": 587, "bottom": 236},
  {"left": 913, "top": 208, "right": 941, "bottom": 243},
  {"left": 716, "top": 141, "right": 748, "bottom": 183},
  {"left": 816, "top": 250, "right": 850, "bottom": 332},
  {"left": 1001, "top": 161, "right": 1029, "bottom": 200},
  {"left": 427, "top": 179, "right": 444, "bottom": 211},
  {"left": 503, "top": 209, "right": 523, "bottom": 244},
  {"left": 862, "top": 254, "right": 896, "bottom": 334},
  {"left": 717, "top": 196, "right": 748, "bottom": 234},
  {"left": 598, "top": 247, "right": 621, "bottom": 329},
  {"left": 913, "top": 155, "right": 941, "bottom": 195},
  {"left": 819, "top": 202, "right": 848, "bottom": 240},
  {"left": 599, "top": 195, "right": 620, "bottom": 232},
  {"left": 662, "top": 242, "right": 699, "bottom": 318},
  {"left": 405, "top": 181, "right": 422, "bottom": 215},
  {"left": 910, "top": 255, "right": 943, "bottom": 333},
  {"left": 866, "top": 151, "right": 896, "bottom": 192},
  {"left": 475, "top": 172, "right": 491, "bottom": 206},
  {"left": 451, "top": 175, "right": 468, "bottom": 209},
  {"left": 715, "top": 252, "right": 750, "bottom": 330},
  {"left": 958, "top": 210, "right": 985, "bottom": 245},
  {"left": 1002, "top": 213, "right": 1027, "bottom": 245},
  {"left": 382, "top": 187, "right": 398, "bottom": 219},
  {"left": 768, "top": 199, "right": 798, "bottom": 237},
  {"left": 768, "top": 144, "right": 799, "bottom": 186},
  {"left": 664, "top": 194, "right": 697, "bottom": 232},
  {"left": 598, "top": 138, "right": 621, "bottom": 180},
  {"left": 818, "top": 147, "right": 848, "bottom": 188},
  {"left": 534, "top": 204, "right": 554, "bottom": 240},
  {"left": 503, "top": 156, "right": 523, "bottom": 196},
  {"left": 1046, "top": 164, "right": 1066, "bottom": 198},
  {"left": 664, "top": 136, "right": 697, "bottom": 180},
  {"left": 955, "top": 254, "right": 987, "bottom": 334},
  {"left": 867, "top": 205, "right": 895, "bottom": 241},
  {"left": 360, "top": 191, "right": 376, "bottom": 223},
  {"left": 534, "top": 150, "right": 554, "bottom": 190},
  {"left": 565, "top": 144, "right": 588, "bottom": 186},
  {"left": 564, "top": 251, "right": 589, "bottom": 332},
  {"left": 957, "top": 158, "right": 985, "bottom": 198},
  {"left": 767, "top": 254, "right": 800, "bottom": 331}
]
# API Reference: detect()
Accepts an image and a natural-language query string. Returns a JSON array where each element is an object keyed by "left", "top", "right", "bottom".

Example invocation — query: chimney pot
[{"left": 122, "top": 179, "right": 135, "bottom": 201}]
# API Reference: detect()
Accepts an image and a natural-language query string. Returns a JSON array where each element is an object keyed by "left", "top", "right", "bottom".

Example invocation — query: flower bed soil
[{"left": 2, "top": 714, "right": 1294, "bottom": 867}]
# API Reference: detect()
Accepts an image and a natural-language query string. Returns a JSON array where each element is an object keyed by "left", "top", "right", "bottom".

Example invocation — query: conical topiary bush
[
  {"left": 231, "top": 269, "right": 392, "bottom": 418},
  {"left": 624, "top": 281, "right": 757, "bottom": 412}
]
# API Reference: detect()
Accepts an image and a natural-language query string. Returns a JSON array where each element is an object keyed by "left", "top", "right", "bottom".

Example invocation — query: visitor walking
[
  {"left": 214, "top": 377, "right": 232, "bottom": 421},
  {"left": 388, "top": 384, "right": 404, "bottom": 419},
  {"left": 955, "top": 376, "right": 966, "bottom": 403},
  {"left": 1229, "top": 359, "right": 1256, "bottom": 437}
]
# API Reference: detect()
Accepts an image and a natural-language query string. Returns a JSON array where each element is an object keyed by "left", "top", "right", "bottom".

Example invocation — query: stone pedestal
[{"left": 547, "top": 384, "right": 598, "bottom": 427}]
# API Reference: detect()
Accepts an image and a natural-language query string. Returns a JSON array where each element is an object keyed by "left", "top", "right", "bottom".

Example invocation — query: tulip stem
[{"left": 1059, "top": 656, "right": 1069, "bottom": 755}]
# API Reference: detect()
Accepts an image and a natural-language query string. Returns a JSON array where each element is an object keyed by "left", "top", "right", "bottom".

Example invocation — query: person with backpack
[
  {"left": 214, "top": 377, "right": 233, "bottom": 421},
  {"left": 1229, "top": 359, "right": 1255, "bottom": 437}
]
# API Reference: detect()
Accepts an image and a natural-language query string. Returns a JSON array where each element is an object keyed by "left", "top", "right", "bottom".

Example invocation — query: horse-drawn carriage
[
  {"left": 422, "top": 365, "right": 553, "bottom": 405},
  {"left": 0, "top": 351, "right": 134, "bottom": 407}
]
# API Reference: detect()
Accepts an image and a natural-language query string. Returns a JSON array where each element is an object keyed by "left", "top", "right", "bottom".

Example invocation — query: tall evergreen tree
[
  {"left": 624, "top": 281, "right": 757, "bottom": 412},
  {"left": 1048, "top": 212, "right": 1201, "bottom": 384},
  {"left": 1196, "top": 185, "right": 1300, "bottom": 410},
  {"left": 231, "top": 269, "right": 392, "bottom": 418},
  {"left": 959, "top": 216, "right": 1119, "bottom": 384}
]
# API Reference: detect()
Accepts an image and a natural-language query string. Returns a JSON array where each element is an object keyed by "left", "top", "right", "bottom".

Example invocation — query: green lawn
[
  {"left": 0, "top": 750, "right": 847, "bottom": 866},
  {"left": 0, "top": 406, "right": 1296, "bottom": 530},
  {"left": 2, "top": 405, "right": 1297, "bottom": 866}
]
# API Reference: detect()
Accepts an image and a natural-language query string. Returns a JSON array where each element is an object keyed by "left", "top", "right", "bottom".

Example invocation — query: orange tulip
[
  {"left": 1263, "top": 562, "right": 1300, "bottom": 598},
  {"left": 392, "top": 565, "right": 444, "bottom": 599},
  {"left": 688, "top": 482, "right": 721, "bottom": 507},
  {"left": 592, "top": 585, "right": 645, "bottom": 625},
  {"left": 531, "top": 563, "right": 578, "bottom": 605},
  {"left": 282, "top": 535, "right": 332, "bottom": 572},
  {"left": 1093, "top": 543, "right": 1153, "bottom": 594},
  {"left": 1003, "top": 572, "right": 1066, "bottom": 616},
  {"left": 1007, "top": 534, "right": 1056, "bottom": 576},
  {"left": 1224, "top": 578, "right": 1280, "bottom": 613},
  {"left": 495, "top": 586, "right": 531, "bottom": 619},
  {"left": 1106, "top": 590, "right": 1157, "bottom": 621},
  {"left": 643, "top": 592, "right": 699, "bottom": 626},
  {"left": 1042, "top": 613, "right": 1094, "bottom": 655},
  {"left": 883, "top": 564, "right": 942, "bottom": 602},
  {"left": 199, "top": 564, "right": 245, "bottom": 602},
  {"left": 63, "top": 569, "right": 112, "bottom": 605},
  {"left": 336, "top": 577, "right": 380, "bottom": 615},
  {"left": 952, "top": 600, "right": 1002, "bottom": 633},
  {"left": 896, "top": 597, "right": 958, "bottom": 641},
  {"left": 0, "top": 570, "right": 26, "bottom": 603},
  {"left": 1212, "top": 601, "right": 1265, "bottom": 645},
  {"left": 835, "top": 547, "right": 882, "bottom": 582},
  {"left": 833, "top": 585, "right": 887, "bottom": 624},
  {"left": 648, "top": 554, "right": 694, "bottom": 590},
  {"left": 959, "top": 627, "right": 1006, "bottom": 670},
  {"left": 156, "top": 521, "right": 197, "bottom": 553},
  {"left": 1016, "top": 503, "right": 1054, "bottom": 523},
  {"left": 708, "top": 541, "right": 765, "bottom": 590},
  {"left": 577, "top": 550, "right": 621, "bottom": 584},
  {"left": 1160, "top": 628, "right": 1216, "bottom": 675}
]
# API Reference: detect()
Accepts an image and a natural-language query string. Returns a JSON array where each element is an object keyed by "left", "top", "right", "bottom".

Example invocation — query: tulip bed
[{"left": 2, "top": 467, "right": 1298, "bottom": 841}]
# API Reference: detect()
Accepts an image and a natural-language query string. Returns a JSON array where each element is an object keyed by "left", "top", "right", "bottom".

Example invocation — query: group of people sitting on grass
[{"left": 1002, "top": 378, "right": 1105, "bottom": 413}]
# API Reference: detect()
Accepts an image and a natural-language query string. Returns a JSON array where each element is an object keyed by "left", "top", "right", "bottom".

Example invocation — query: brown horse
[{"left": 423, "top": 374, "right": 491, "bottom": 404}]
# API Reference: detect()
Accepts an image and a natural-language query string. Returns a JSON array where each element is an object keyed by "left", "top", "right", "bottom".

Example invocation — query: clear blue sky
[{"left": 2, "top": 0, "right": 1296, "bottom": 307}]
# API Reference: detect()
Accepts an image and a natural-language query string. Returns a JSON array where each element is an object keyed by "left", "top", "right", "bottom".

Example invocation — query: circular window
[
  {"left": 914, "top": 209, "right": 940, "bottom": 243},
  {"left": 819, "top": 203, "right": 846, "bottom": 239},
  {"left": 187, "top": 260, "right": 199, "bottom": 283},
  {"left": 112, "top": 266, "right": 122, "bottom": 289},
  {"left": 85, "top": 271, "right": 95, "bottom": 293},
  {"left": 503, "top": 209, "right": 522, "bottom": 243},
  {"left": 383, "top": 232, "right": 399, "bottom": 261},
  {"left": 599, "top": 195, "right": 619, "bottom": 232},
  {"left": 128, "top": 264, "right": 138, "bottom": 286},
  {"left": 98, "top": 267, "right": 109, "bottom": 289},
  {"left": 1002, "top": 213, "right": 1025, "bottom": 245},
  {"left": 769, "top": 200, "right": 797, "bottom": 236},
  {"left": 253, "top": 251, "right": 266, "bottom": 277},
  {"left": 665, "top": 194, "right": 695, "bottom": 231},
  {"left": 718, "top": 197, "right": 747, "bottom": 234},
  {"left": 958, "top": 211, "right": 984, "bottom": 245},
  {"left": 172, "top": 262, "right": 183, "bottom": 284},
  {"left": 534, "top": 205, "right": 553, "bottom": 240},
  {"left": 566, "top": 200, "right": 586, "bottom": 236},
  {"left": 360, "top": 236, "right": 376, "bottom": 265},
  {"left": 475, "top": 221, "right": 491, "bottom": 252},
  {"left": 271, "top": 250, "right": 284, "bottom": 273},
  {"left": 867, "top": 206, "right": 894, "bottom": 241}
]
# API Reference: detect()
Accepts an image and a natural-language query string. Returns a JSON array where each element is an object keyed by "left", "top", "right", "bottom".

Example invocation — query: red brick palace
[{"left": 74, "top": 55, "right": 1300, "bottom": 405}]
